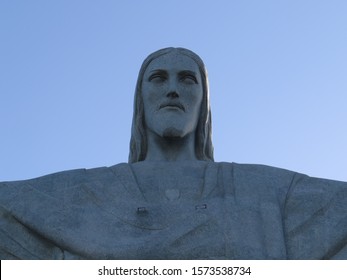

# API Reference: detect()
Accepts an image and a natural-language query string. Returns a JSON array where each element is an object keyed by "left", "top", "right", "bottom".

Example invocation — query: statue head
[{"left": 129, "top": 47, "right": 214, "bottom": 163}]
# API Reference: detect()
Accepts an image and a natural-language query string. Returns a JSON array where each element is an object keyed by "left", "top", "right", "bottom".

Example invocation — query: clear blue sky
[{"left": 1, "top": 0, "right": 346, "bottom": 181}]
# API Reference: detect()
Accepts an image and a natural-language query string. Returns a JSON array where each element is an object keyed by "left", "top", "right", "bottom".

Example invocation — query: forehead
[{"left": 145, "top": 52, "right": 200, "bottom": 73}]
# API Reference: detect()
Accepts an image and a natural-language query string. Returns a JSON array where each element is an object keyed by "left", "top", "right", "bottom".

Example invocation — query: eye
[
  {"left": 149, "top": 72, "right": 167, "bottom": 83},
  {"left": 180, "top": 74, "right": 198, "bottom": 84}
]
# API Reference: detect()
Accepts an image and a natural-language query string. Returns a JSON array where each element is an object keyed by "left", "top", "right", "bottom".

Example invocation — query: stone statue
[{"left": 0, "top": 48, "right": 346, "bottom": 260}]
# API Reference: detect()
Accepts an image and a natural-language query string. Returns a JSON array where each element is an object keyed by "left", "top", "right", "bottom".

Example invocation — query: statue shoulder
[
  {"left": 218, "top": 161, "right": 296, "bottom": 182},
  {"left": 216, "top": 162, "right": 296, "bottom": 205},
  {"left": 0, "top": 163, "right": 131, "bottom": 203},
  {"left": 0, "top": 168, "right": 87, "bottom": 189},
  {"left": 233, "top": 162, "right": 296, "bottom": 177}
]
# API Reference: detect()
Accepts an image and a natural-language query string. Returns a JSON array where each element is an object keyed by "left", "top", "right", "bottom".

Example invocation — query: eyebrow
[
  {"left": 149, "top": 69, "right": 167, "bottom": 73},
  {"left": 178, "top": 70, "right": 198, "bottom": 76},
  {"left": 149, "top": 69, "right": 198, "bottom": 76}
]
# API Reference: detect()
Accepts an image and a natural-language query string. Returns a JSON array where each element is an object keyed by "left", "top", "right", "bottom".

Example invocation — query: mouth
[{"left": 159, "top": 102, "right": 185, "bottom": 112}]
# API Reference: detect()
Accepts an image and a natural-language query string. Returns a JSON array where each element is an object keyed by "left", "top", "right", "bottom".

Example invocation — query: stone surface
[{"left": 0, "top": 48, "right": 346, "bottom": 259}]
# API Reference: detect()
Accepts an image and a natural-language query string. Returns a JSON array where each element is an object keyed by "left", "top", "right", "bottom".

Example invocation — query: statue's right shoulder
[{"left": 0, "top": 163, "right": 129, "bottom": 192}]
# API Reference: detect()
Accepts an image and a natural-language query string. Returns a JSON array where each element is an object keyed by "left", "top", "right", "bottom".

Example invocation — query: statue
[{"left": 0, "top": 48, "right": 346, "bottom": 260}]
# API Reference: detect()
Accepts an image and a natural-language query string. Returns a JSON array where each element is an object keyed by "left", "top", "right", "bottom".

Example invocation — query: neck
[{"left": 145, "top": 130, "right": 197, "bottom": 161}]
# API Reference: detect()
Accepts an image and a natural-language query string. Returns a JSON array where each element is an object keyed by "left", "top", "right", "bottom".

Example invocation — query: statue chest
[
  {"left": 130, "top": 161, "right": 207, "bottom": 203},
  {"left": 87, "top": 196, "right": 227, "bottom": 259}
]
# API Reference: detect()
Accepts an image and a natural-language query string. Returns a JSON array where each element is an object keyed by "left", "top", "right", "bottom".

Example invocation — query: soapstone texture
[{"left": 0, "top": 48, "right": 346, "bottom": 259}]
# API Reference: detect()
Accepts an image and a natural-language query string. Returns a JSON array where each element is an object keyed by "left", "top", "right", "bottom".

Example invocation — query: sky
[{"left": 0, "top": 0, "right": 346, "bottom": 182}]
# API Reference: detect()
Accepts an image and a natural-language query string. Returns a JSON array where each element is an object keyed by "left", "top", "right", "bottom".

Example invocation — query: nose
[
  {"left": 166, "top": 91, "right": 179, "bottom": 98},
  {"left": 166, "top": 79, "right": 179, "bottom": 98}
]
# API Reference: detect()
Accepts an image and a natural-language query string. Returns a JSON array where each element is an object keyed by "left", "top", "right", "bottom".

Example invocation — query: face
[{"left": 141, "top": 51, "right": 203, "bottom": 138}]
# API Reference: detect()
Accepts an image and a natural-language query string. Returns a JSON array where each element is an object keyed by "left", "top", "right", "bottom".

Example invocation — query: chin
[{"left": 162, "top": 127, "right": 184, "bottom": 138}]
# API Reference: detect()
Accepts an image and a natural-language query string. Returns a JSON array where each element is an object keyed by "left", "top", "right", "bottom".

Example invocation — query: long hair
[{"left": 128, "top": 47, "right": 214, "bottom": 163}]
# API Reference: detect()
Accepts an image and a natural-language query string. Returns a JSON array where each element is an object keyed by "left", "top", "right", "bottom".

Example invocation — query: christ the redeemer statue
[{"left": 0, "top": 47, "right": 346, "bottom": 259}]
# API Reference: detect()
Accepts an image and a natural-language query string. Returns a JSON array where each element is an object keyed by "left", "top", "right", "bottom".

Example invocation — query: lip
[{"left": 159, "top": 102, "right": 185, "bottom": 112}]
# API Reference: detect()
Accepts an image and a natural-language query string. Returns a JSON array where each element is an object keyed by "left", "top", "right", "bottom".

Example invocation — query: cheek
[
  {"left": 187, "top": 89, "right": 203, "bottom": 112},
  {"left": 142, "top": 85, "right": 164, "bottom": 106},
  {"left": 142, "top": 92, "right": 158, "bottom": 112},
  {"left": 142, "top": 99, "right": 156, "bottom": 120}
]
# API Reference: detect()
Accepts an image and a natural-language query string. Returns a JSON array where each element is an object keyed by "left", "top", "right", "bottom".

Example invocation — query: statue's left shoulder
[
  {"left": 231, "top": 162, "right": 296, "bottom": 178},
  {"left": 219, "top": 162, "right": 296, "bottom": 189}
]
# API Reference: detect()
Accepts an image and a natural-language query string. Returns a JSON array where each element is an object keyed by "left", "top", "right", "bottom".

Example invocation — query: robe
[{"left": 0, "top": 162, "right": 346, "bottom": 259}]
